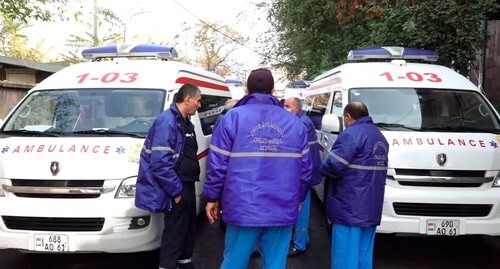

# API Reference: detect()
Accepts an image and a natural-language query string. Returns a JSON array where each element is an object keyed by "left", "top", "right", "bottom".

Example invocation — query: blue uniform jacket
[
  {"left": 297, "top": 110, "right": 322, "bottom": 186},
  {"left": 321, "top": 116, "right": 389, "bottom": 227},
  {"left": 135, "top": 103, "right": 187, "bottom": 213},
  {"left": 203, "top": 93, "right": 313, "bottom": 227}
]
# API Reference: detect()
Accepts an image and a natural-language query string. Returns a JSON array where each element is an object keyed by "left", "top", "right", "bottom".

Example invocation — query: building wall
[
  {"left": 0, "top": 86, "right": 30, "bottom": 120},
  {"left": 485, "top": 20, "right": 500, "bottom": 108}
]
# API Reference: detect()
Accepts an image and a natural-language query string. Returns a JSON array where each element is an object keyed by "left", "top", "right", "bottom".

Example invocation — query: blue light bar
[
  {"left": 347, "top": 46, "right": 438, "bottom": 62},
  {"left": 82, "top": 44, "right": 178, "bottom": 61},
  {"left": 288, "top": 80, "right": 310, "bottom": 88},
  {"left": 226, "top": 79, "right": 243, "bottom": 86}
]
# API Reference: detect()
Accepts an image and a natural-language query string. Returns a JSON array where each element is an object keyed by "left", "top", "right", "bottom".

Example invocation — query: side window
[
  {"left": 332, "top": 91, "right": 343, "bottom": 116},
  {"left": 332, "top": 91, "right": 344, "bottom": 130},
  {"left": 198, "top": 95, "right": 230, "bottom": 135},
  {"left": 304, "top": 92, "right": 331, "bottom": 130}
]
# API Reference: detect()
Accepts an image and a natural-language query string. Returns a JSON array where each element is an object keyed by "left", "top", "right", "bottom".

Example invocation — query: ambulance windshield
[
  {"left": 1, "top": 89, "right": 165, "bottom": 136},
  {"left": 350, "top": 88, "right": 500, "bottom": 133}
]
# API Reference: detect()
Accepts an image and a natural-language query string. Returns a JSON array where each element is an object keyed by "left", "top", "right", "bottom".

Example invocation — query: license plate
[
  {"left": 34, "top": 234, "right": 69, "bottom": 252},
  {"left": 426, "top": 219, "right": 459, "bottom": 236}
]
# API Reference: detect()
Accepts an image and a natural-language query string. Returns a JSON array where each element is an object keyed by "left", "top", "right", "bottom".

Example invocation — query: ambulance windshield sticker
[
  {"left": 128, "top": 142, "right": 143, "bottom": 163},
  {"left": 250, "top": 122, "right": 285, "bottom": 152}
]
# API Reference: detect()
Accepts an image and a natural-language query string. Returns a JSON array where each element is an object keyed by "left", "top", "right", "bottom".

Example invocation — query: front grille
[
  {"left": 395, "top": 169, "right": 485, "bottom": 177},
  {"left": 10, "top": 179, "right": 104, "bottom": 198},
  {"left": 2, "top": 216, "right": 105, "bottom": 231},
  {"left": 398, "top": 182, "right": 483, "bottom": 188},
  {"left": 393, "top": 202, "right": 492, "bottom": 217}
]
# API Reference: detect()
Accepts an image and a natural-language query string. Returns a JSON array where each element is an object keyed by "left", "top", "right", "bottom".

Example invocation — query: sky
[{"left": 23, "top": 0, "right": 272, "bottom": 79}]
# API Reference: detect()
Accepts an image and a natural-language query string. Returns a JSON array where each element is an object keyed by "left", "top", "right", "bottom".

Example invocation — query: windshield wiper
[
  {"left": 73, "top": 129, "right": 145, "bottom": 138},
  {"left": 1, "top": 130, "right": 60, "bottom": 137},
  {"left": 374, "top": 122, "right": 420, "bottom": 131}
]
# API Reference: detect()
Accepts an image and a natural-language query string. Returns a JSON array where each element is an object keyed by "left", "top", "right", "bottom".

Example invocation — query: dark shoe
[
  {"left": 250, "top": 250, "right": 261, "bottom": 259},
  {"left": 287, "top": 247, "right": 306, "bottom": 257}
]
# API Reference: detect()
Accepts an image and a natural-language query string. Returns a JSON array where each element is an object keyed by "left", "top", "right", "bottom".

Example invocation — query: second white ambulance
[{"left": 307, "top": 47, "right": 500, "bottom": 236}]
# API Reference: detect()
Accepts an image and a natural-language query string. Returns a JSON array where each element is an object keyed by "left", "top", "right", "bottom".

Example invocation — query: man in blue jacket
[
  {"left": 135, "top": 83, "right": 202, "bottom": 269},
  {"left": 321, "top": 102, "right": 389, "bottom": 269},
  {"left": 204, "top": 68, "right": 313, "bottom": 269},
  {"left": 284, "top": 97, "right": 322, "bottom": 257}
]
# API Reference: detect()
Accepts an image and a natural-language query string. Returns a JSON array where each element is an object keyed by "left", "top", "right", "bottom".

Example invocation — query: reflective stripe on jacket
[
  {"left": 321, "top": 116, "right": 389, "bottom": 227},
  {"left": 204, "top": 93, "right": 313, "bottom": 227},
  {"left": 135, "top": 103, "right": 187, "bottom": 213}
]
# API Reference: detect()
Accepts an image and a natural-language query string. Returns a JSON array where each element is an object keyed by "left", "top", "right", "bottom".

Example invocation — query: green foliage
[
  {"left": 0, "top": 0, "right": 68, "bottom": 23},
  {"left": 269, "top": 0, "right": 498, "bottom": 79},
  {"left": 0, "top": 13, "right": 45, "bottom": 61},
  {"left": 193, "top": 22, "right": 248, "bottom": 76},
  {"left": 61, "top": 2, "right": 124, "bottom": 63}
]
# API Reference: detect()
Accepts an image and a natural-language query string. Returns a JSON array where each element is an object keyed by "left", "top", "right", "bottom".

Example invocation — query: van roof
[
  {"left": 32, "top": 60, "right": 230, "bottom": 95},
  {"left": 310, "top": 61, "right": 478, "bottom": 92}
]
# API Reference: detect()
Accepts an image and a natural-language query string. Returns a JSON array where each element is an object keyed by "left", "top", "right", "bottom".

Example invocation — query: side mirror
[{"left": 321, "top": 114, "right": 340, "bottom": 133}]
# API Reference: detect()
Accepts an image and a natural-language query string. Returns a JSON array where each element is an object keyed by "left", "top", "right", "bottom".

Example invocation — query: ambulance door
[{"left": 305, "top": 90, "right": 342, "bottom": 202}]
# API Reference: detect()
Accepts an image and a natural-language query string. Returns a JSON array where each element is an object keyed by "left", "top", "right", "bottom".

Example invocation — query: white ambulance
[
  {"left": 0, "top": 44, "right": 231, "bottom": 253},
  {"left": 307, "top": 47, "right": 500, "bottom": 236},
  {"left": 283, "top": 80, "right": 310, "bottom": 102}
]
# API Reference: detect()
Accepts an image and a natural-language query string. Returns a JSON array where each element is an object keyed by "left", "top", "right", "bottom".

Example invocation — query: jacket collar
[
  {"left": 170, "top": 102, "right": 191, "bottom": 123},
  {"left": 352, "top": 116, "right": 374, "bottom": 126},
  {"left": 234, "top": 93, "right": 283, "bottom": 108}
]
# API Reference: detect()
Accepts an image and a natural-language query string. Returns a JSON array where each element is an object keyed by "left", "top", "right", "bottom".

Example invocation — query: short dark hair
[
  {"left": 246, "top": 68, "right": 274, "bottom": 94},
  {"left": 174, "top": 83, "right": 201, "bottom": 103},
  {"left": 344, "top": 102, "right": 369, "bottom": 120}
]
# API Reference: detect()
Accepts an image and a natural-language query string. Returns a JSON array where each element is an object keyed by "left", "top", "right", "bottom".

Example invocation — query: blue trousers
[
  {"left": 293, "top": 190, "right": 311, "bottom": 250},
  {"left": 221, "top": 224, "right": 293, "bottom": 269},
  {"left": 331, "top": 224, "right": 376, "bottom": 269}
]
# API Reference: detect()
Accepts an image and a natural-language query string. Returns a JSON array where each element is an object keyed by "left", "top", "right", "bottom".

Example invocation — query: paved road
[{"left": 1, "top": 194, "right": 500, "bottom": 268}]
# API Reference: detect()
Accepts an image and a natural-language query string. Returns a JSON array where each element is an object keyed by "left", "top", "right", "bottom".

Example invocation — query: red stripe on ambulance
[
  {"left": 176, "top": 77, "right": 229, "bottom": 91},
  {"left": 197, "top": 148, "right": 209, "bottom": 160}
]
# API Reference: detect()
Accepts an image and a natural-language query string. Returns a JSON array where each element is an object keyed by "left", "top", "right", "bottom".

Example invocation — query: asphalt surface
[{"left": 1, "top": 194, "right": 500, "bottom": 268}]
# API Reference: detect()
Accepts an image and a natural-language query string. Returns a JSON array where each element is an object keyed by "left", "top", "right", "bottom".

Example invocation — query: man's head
[
  {"left": 343, "top": 102, "right": 369, "bottom": 128},
  {"left": 174, "top": 83, "right": 202, "bottom": 117},
  {"left": 284, "top": 97, "right": 301, "bottom": 115},
  {"left": 246, "top": 68, "right": 274, "bottom": 94}
]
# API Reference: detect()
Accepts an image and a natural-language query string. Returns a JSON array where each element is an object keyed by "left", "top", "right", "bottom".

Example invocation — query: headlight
[
  {"left": 115, "top": 177, "right": 137, "bottom": 198},
  {"left": 493, "top": 171, "right": 500, "bottom": 187}
]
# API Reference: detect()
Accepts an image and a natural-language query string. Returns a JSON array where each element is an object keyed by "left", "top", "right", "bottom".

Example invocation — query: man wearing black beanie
[{"left": 204, "top": 68, "right": 313, "bottom": 269}]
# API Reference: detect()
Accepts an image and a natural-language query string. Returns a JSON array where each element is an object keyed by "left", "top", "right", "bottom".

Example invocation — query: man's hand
[
  {"left": 174, "top": 196, "right": 181, "bottom": 204},
  {"left": 205, "top": 201, "right": 220, "bottom": 224}
]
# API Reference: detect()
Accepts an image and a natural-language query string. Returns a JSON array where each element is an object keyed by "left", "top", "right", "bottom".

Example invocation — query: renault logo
[
  {"left": 50, "top": 161, "right": 60, "bottom": 176},
  {"left": 436, "top": 153, "right": 447, "bottom": 167}
]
